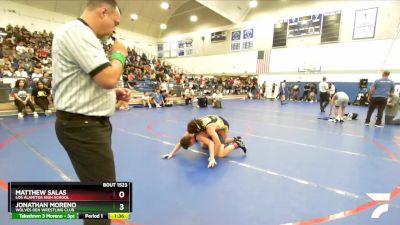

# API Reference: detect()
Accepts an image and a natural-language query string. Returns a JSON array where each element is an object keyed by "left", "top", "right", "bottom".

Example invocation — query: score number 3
[{"left": 118, "top": 191, "right": 126, "bottom": 211}]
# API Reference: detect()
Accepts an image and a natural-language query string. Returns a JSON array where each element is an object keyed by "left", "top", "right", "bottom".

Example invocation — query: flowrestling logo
[{"left": 367, "top": 193, "right": 391, "bottom": 218}]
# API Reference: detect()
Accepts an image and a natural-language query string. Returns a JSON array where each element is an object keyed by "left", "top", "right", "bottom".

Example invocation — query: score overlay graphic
[{"left": 8, "top": 182, "right": 132, "bottom": 220}]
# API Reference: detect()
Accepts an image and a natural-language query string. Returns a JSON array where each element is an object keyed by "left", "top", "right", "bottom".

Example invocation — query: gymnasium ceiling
[{"left": 11, "top": 0, "right": 294, "bottom": 38}]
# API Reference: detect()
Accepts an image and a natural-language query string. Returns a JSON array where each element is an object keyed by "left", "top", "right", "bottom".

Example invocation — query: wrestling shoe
[
  {"left": 235, "top": 138, "right": 247, "bottom": 154},
  {"left": 233, "top": 136, "right": 242, "bottom": 142}
]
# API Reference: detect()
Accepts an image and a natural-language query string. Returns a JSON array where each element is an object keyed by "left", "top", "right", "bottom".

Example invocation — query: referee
[
  {"left": 364, "top": 70, "right": 395, "bottom": 127},
  {"left": 319, "top": 77, "right": 330, "bottom": 112},
  {"left": 52, "top": 1, "right": 129, "bottom": 225}
]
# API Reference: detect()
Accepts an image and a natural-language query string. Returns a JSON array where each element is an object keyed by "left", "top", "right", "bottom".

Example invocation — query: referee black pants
[
  {"left": 365, "top": 97, "right": 387, "bottom": 125},
  {"left": 319, "top": 92, "right": 330, "bottom": 112},
  {"left": 55, "top": 111, "right": 115, "bottom": 225}
]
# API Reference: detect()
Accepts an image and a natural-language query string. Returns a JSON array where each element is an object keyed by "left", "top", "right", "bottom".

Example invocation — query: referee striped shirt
[{"left": 52, "top": 19, "right": 116, "bottom": 116}]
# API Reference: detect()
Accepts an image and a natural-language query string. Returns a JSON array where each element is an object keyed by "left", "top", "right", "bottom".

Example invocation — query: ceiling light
[
  {"left": 190, "top": 15, "right": 198, "bottom": 22},
  {"left": 161, "top": 2, "right": 170, "bottom": 10},
  {"left": 160, "top": 23, "right": 167, "bottom": 30},
  {"left": 249, "top": 0, "right": 258, "bottom": 8},
  {"left": 130, "top": 14, "right": 138, "bottom": 21}
]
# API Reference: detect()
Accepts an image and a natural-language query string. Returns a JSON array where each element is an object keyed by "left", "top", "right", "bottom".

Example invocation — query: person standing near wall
[
  {"left": 279, "top": 80, "right": 287, "bottom": 105},
  {"left": 302, "top": 82, "right": 311, "bottom": 102},
  {"left": 364, "top": 70, "right": 394, "bottom": 127},
  {"left": 52, "top": 1, "right": 129, "bottom": 225},
  {"left": 319, "top": 77, "right": 330, "bottom": 112},
  {"left": 329, "top": 82, "right": 336, "bottom": 99},
  {"left": 261, "top": 81, "right": 267, "bottom": 99}
]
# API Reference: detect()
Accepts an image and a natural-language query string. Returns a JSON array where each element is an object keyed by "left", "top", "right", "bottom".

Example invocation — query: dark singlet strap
[{"left": 219, "top": 116, "right": 230, "bottom": 128}]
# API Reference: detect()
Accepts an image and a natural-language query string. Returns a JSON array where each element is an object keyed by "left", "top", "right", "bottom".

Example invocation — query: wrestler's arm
[
  {"left": 162, "top": 132, "right": 190, "bottom": 159},
  {"left": 196, "top": 134, "right": 217, "bottom": 168},
  {"left": 206, "top": 125, "right": 221, "bottom": 157}
]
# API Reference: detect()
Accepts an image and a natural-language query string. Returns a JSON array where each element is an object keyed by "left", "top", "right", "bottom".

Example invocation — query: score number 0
[{"left": 118, "top": 191, "right": 125, "bottom": 211}]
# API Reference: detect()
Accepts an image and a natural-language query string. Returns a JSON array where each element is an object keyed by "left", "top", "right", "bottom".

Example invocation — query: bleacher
[{"left": 0, "top": 24, "right": 250, "bottom": 116}]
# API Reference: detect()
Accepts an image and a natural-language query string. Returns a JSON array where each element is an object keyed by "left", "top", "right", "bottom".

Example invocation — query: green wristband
[{"left": 111, "top": 51, "right": 126, "bottom": 67}]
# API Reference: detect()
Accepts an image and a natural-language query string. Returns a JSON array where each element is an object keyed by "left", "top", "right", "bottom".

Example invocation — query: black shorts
[{"left": 217, "top": 132, "right": 225, "bottom": 144}]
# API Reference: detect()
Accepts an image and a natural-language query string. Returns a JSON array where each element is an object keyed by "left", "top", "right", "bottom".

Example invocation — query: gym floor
[{"left": 1, "top": 99, "right": 399, "bottom": 225}]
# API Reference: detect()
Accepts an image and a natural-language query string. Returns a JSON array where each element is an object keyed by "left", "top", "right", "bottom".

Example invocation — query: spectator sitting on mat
[
  {"left": 12, "top": 78, "right": 38, "bottom": 119},
  {"left": 152, "top": 88, "right": 164, "bottom": 108},
  {"left": 212, "top": 89, "right": 223, "bottom": 108},
  {"left": 196, "top": 93, "right": 208, "bottom": 108},
  {"left": 292, "top": 81, "right": 301, "bottom": 101},
  {"left": 385, "top": 90, "right": 400, "bottom": 125},
  {"left": 31, "top": 80, "right": 52, "bottom": 116},
  {"left": 183, "top": 86, "right": 195, "bottom": 106},
  {"left": 141, "top": 91, "right": 152, "bottom": 108}
]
